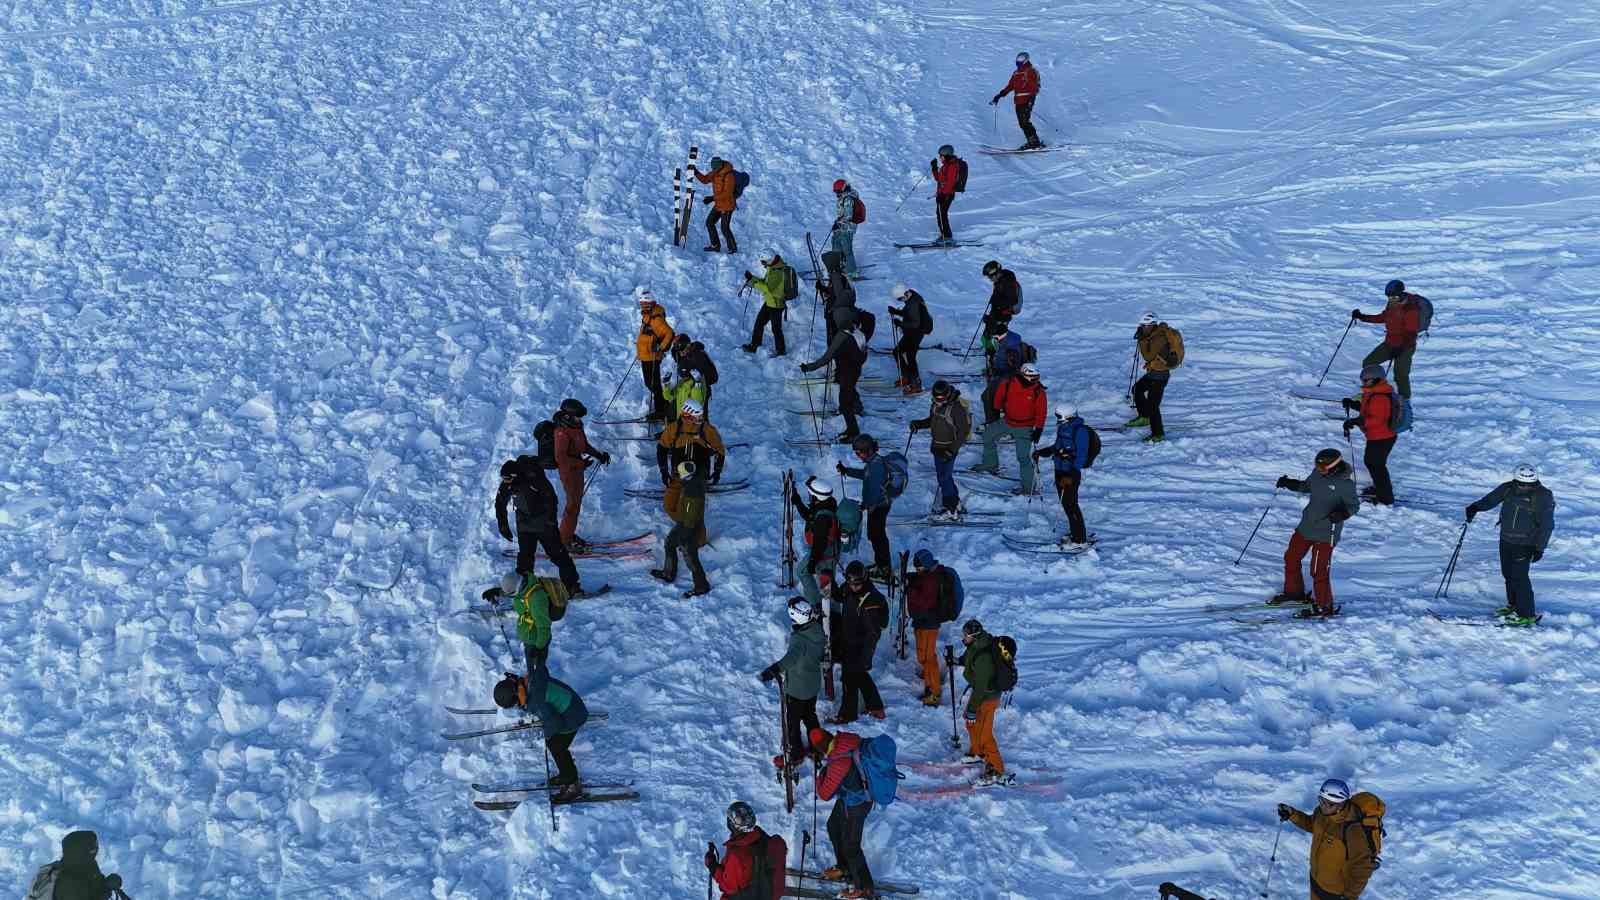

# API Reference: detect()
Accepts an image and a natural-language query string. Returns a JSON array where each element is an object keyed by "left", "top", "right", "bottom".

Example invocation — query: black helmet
[
  {"left": 726, "top": 800, "right": 757, "bottom": 834},
  {"left": 931, "top": 379, "right": 954, "bottom": 399},
  {"left": 492, "top": 674, "right": 522, "bottom": 709},
  {"left": 982, "top": 260, "right": 1002, "bottom": 278},
  {"left": 851, "top": 434, "right": 879, "bottom": 454},
  {"left": 559, "top": 398, "right": 588, "bottom": 418},
  {"left": 672, "top": 333, "right": 691, "bottom": 350},
  {"left": 500, "top": 459, "right": 519, "bottom": 479},
  {"left": 1315, "top": 448, "right": 1342, "bottom": 467},
  {"left": 844, "top": 560, "right": 868, "bottom": 581},
  {"left": 1384, "top": 279, "right": 1405, "bottom": 298},
  {"left": 938, "top": 143, "right": 955, "bottom": 157},
  {"left": 962, "top": 618, "right": 984, "bottom": 637}
]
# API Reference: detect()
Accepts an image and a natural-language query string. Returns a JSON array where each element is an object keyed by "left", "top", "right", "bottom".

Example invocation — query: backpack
[
  {"left": 852, "top": 734, "right": 906, "bottom": 808},
  {"left": 1083, "top": 425, "right": 1102, "bottom": 467},
  {"left": 1020, "top": 341, "right": 1038, "bottom": 365},
  {"left": 808, "top": 507, "right": 843, "bottom": 559},
  {"left": 533, "top": 421, "right": 559, "bottom": 469},
  {"left": 730, "top": 832, "right": 788, "bottom": 900},
  {"left": 1346, "top": 792, "right": 1387, "bottom": 860},
  {"left": 917, "top": 299, "right": 935, "bottom": 335},
  {"left": 780, "top": 264, "right": 799, "bottom": 303},
  {"left": 880, "top": 451, "right": 909, "bottom": 500},
  {"left": 851, "top": 196, "right": 866, "bottom": 225},
  {"left": 1408, "top": 294, "right": 1433, "bottom": 333},
  {"left": 733, "top": 170, "right": 751, "bottom": 199},
  {"left": 936, "top": 566, "right": 965, "bottom": 623},
  {"left": 1379, "top": 389, "right": 1406, "bottom": 433},
  {"left": 835, "top": 499, "right": 863, "bottom": 553},
  {"left": 1159, "top": 325, "right": 1185, "bottom": 367},
  {"left": 953, "top": 158, "right": 969, "bottom": 193},
  {"left": 990, "top": 640, "right": 1018, "bottom": 692},
  {"left": 855, "top": 309, "right": 876, "bottom": 342},
  {"left": 514, "top": 575, "right": 570, "bottom": 641},
  {"left": 25, "top": 863, "right": 59, "bottom": 900}
]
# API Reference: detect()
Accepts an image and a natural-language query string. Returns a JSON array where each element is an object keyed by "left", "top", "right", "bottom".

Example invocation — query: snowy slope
[{"left": 4, "top": 0, "right": 1599, "bottom": 897}]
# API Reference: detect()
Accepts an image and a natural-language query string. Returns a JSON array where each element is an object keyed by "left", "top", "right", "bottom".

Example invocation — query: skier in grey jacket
[
  {"left": 1272, "top": 448, "right": 1360, "bottom": 617},
  {"left": 760, "top": 597, "right": 826, "bottom": 765},
  {"left": 1466, "top": 464, "right": 1555, "bottom": 624},
  {"left": 830, "top": 179, "right": 863, "bottom": 277}
]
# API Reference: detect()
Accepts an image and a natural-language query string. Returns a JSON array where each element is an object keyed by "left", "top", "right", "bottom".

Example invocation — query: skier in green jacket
[
  {"left": 742, "top": 250, "right": 792, "bottom": 356},
  {"left": 482, "top": 571, "right": 570, "bottom": 674}
]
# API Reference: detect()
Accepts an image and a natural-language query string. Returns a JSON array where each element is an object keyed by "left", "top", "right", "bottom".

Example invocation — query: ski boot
[
  {"left": 1501, "top": 613, "right": 1539, "bottom": 627},
  {"left": 866, "top": 563, "right": 893, "bottom": 582},
  {"left": 684, "top": 581, "right": 712, "bottom": 598},
  {"left": 834, "top": 430, "right": 860, "bottom": 444},
  {"left": 1142, "top": 433, "right": 1165, "bottom": 443},
  {"left": 967, "top": 463, "right": 1000, "bottom": 475},
  {"left": 1293, "top": 605, "right": 1341, "bottom": 619},
  {"left": 866, "top": 708, "right": 887, "bottom": 720},
  {"left": 1123, "top": 415, "right": 1149, "bottom": 428},
  {"left": 741, "top": 343, "right": 759, "bottom": 353},
  {"left": 1495, "top": 605, "right": 1514, "bottom": 617},
  {"left": 649, "top": 568, "right": 676, "bottom": 584},
  {"left": 552, "top": 782, "right": 584, "bottom": 803},
  {"left": 838, "top": 888, "right": 877, "bottom": 899},
  {"left": 903, "top": 380, "right": 924, "bottom": 395},
  {"left": 703, "top": 244, "right": 721, "bottom": 252},
  {"left": 820, "top": 867, "right": 848, "bottom": 881},
  {"left": 960, "top": 753, "right": 983, "bottom": 765},
  {"left": 919, "top": 690, "right": 941, "bottom": 707},
  {"left": 1267, "top": 592, "right": 1310, "bottom": 606},
  {"left": 974, "top": 767, "right": 1015, "bottom": 788}
]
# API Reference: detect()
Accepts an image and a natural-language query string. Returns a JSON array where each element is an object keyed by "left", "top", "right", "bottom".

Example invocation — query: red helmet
[{"left": 832, "top": 179, "right": 847, "bottom": 193}]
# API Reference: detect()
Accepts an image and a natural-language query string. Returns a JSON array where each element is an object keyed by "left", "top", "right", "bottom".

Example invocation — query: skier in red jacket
[
  {"left": 704, "top": 801, "right": 788, "bottom": 899},
  {"left": 990, "top": 52, "right": 1043, "bottom": 150},
  {"left": 930, "top": 145, "right": 964, "bottom": 246},
  {"left": 811, "top": 727, "right": 877, "bottom": 898}
]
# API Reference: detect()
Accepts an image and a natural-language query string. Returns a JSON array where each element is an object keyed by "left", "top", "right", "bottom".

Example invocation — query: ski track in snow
[{"left": 2, "top": 0, "right": 1599, "bottom": 897}]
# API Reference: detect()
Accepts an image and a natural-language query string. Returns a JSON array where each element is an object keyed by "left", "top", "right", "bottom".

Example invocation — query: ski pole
[
  {"left": 944, "top": 645, "right": 960, "bottom": 747},
  {"left": 1127, "top": 347, "right": 1138, "bottom": 408},
  {"left": 1345, "top": 427, "right": 1361, "bottom": 494},
  {"left": 1435, "top": 520, "right": 1469, "bottom": 599},
  {"left": 799, "top": 830, "right": 812, "bottom": 893},
  {"left": 542, "top": 739, "right": 558, "bottom": 833},
  {"left": 1261, "top": 820, "right": 1283, "bottom": 898},
  {"left": 1316, "top": 317, "right": 1356, "bottom": 387},
  {"left": 894, "top": 173, "right": 928, "bottom": 213},
  {"left": 488, "top": 594, "right": 520, "bottom": 667},
  {"left": 961, "top": 316, "right": 985, "bottom": 363},
  {"left": 1234, "top": 487, "right": 1279, "bottom": 566},
  {"left": 705, "top": 842, "right": 717, "bottom": 900},
  {"left": 595, "top": 356, "right": 640, "bottom": 422}
]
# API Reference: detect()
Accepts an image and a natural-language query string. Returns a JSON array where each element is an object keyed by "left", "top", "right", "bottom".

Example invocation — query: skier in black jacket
[
  {"left": 980, "top": 260, "right": 1022, "bottom": 352},
  {"left": 888, "top": 283, "right": 931, "bottom": 395},
  {"left": 828, "top": 561, "right": 888, "bottom": 723},
  {"left": 495, "top": 456, "right": 581, "bottom": 591},
  {"left": 1466, "top": 464, "right": 1556, "bottom": 625},
  {"left": 800, "top": 323, "right": 868, "bottom": 443}
]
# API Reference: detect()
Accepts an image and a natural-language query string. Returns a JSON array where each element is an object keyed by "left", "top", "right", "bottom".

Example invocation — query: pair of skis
[
  {"left": 787, "top": 868, "right": 920, "bottom": 896},
  {"left": 440, "top": 709, "right": 611, "bottom": 741},
  {"left": 670, "top": 146, "right": 700, "bottom": 246},
  {"left": 781, "top": 471, "right": 798, "bottom": 589},
  {"left": 894, "top": 551, "right": 910, "bottom": 661}
]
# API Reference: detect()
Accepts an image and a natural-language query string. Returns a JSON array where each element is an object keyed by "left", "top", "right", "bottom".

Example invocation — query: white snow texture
[{"left": 3, "top": 0, "right": 1598, "bottom": 897}]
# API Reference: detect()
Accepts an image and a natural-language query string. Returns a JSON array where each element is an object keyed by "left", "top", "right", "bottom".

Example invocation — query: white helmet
[
  {"left": 499, "top": 573, "right": 523, "bottom": 595},
  {"left": 1138, "top": 312, "right": 1156, "bottom": 326},
  {"left": 680, "top": 400, "right": 704, "bottom": 419},
  {"left": 890, "top": 283, "right": 910, "bottom": 301},
  {"left": 805, "top": 475, "right": 833, "bottom": 499},
  {"left": 1317, "top": 778, "right": 1351, "bottom": 804},
  {"left": 1019, "top": 363, "right": 1040, "bottom": 378},
  {"left": 1514, "top": 463, "right": 1538, "bottom": 484},
  {"left": 1055, "top": 403, "right": 1077, "bottom": 421},
  {"left": 788, "top": 597, "right": 816, "bottom": 625},
  {"left": 635, "top": 286, "right": 655, "bottom": 305}
]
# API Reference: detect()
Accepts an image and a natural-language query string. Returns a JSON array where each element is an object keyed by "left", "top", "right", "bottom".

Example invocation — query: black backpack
[
  {"left": 1083, "top": 425, "right": 1102, "bottom": 468},
  {"left": 533, "top": 421, "right": 559, "bottom": 469},
  {"left": 856, "top": 309, "right": 877, "bottom": 342},
  {"left": 1020, "top": 341, "right": 1038, "bottom": 364},
  {"left": 917, "top": 298, "right": 935, "bottom": 335},
  {"left": 953, "top": 158, "right": 969, "bottom": 192},
  {"left": 728, "top": 832, "right": 783, "bottom": 900},
  {"left": 991, "top": 640, "right": 1018, "bottom": 692},
  {"left": 733, "top": 170, "right": 751, "bottom": 199},
  {"left": 781, "top": 264, "right": 799, "bottom": 303}
]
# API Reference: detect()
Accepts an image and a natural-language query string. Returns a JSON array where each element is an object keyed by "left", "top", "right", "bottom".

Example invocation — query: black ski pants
[
  {"left": 1015, "top": 98, "right": 1040, "bottom": 145},
  {"left": 517, "top": 528, "right": 579, "bottom": 591},
  {"left": 1134, "top": 371, "right": 1169, "bottom": 438},
  {"left": 1053, "top": 470, "right": 1087, "bottom": 544},
  {"left": 706, "top": 208, "right": 736, "bottom": 251},
  {"left": 935, "top": 194, "right": 955, "bottom": 240},
  {"left": 827, "top": 799, "right": 875, "bottom": 892},
  {"left": 1499, "top": 540, "right": 1537, "bottom": 617},
  {"left": 750, "top": 305, "right": 786, "bottom": 354},
  {"left": 642, "top": 360, "right": 669, "bottom": 420},
  {"left": 1364, "top": 436, "right": 1396, "bottom": 504},
  {"left": 838, "top": 670, "right": 884, "bottom": 720},
  {"left": 894, "top": 331, "right": 924, "bottom": 385},
  {"left": 867, "top": 503, "right": 891, "bottom": 570},
  {"left": 838, "top": 376, "right": 863, "bottom": 438},
  {"left": 547, "top": 730, "right": 579, "bottom": 784},
  {"left": 662, "top": 522, "right": 710, "bottom": 592},
  {"left": 783, "top": 695, "right": 820, "bottom": 764}
]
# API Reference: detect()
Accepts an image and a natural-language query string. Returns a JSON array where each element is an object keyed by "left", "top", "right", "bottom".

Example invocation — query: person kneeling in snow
[
  {"left": 493, "top": 667, "right": 590, "bottom": 802},
  {"left": 1277, "top": 777, "right": 1384, "bottom": 900}
]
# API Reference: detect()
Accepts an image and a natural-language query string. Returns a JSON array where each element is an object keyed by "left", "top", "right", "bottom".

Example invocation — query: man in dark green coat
[
  {"left": 761, "top": 597, "right": 826, "bottom": 766},
  {"left": 28, "top": 830, "right": 123, "bottom": 900},
  {"left": 957, "top": 619, "right": 1010, "bottom": 786},
  {"left": 1467, "top": 464, "right": 1556, "bottom": 625}
]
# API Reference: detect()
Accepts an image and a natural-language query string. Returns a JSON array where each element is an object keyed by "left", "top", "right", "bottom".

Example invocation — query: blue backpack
[
  {"left": 852, "top": 735, "right": 906, "bottom": 808},
  {"left": 880, "top": 452, "right": 909, "bottom": 500},
  {"left": 835, "top": 498, "right": 863, "bottom": 553},
  {"left": 733, "top": 170, "right": 751, "bottom": 199}
]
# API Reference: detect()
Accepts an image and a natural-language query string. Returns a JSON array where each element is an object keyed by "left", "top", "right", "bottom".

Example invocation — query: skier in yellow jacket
[{"left": 1276, "top": 778, "right": 1383, "bottom": 900}]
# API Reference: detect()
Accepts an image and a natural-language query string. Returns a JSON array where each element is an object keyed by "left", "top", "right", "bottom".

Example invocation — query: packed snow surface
[{"left": 3, "top": 0, "right": 1598, "bottom": 897}]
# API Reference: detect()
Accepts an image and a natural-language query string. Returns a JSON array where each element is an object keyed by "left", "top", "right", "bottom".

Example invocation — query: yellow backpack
[{"left": 1347, "top": 792, "right": 1386, "bottom": 858}]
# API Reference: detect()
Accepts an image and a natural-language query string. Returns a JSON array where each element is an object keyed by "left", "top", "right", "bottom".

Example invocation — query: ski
[
  {"left": 787, "top": 869, "right": 920, "bottom": 895},
  {"left": 977, "top": 144, "right": 1068, "bottom": 155},
  {"left": 1427, "top": 610, "right": 1541, "bottom": 628},
  {"left": 1002, "top": 536, "right": 1096, "bottom": 556},
  {"left": 624, "top": 483, "right": 752, "bottom": 499},
  {"left": 888, "top": 516, "right": 1000, "bottom": 529},
  {"left": 589, "top": 417, "right": 653, "bottom": 426},
  {"left": 898, "top": 776, "right": 1064, "bottom": 801},
  {"left": 785, "top": 407, "right": 896, "bottom": 418},
  {"left": 903, "top": 759, "right": 984, "bottom": 774},
  {"left": 1001, "top": 532, "right": 1096, "bottom": 548},
  {"left": 892, "top": 241, "right": 983, "bottom": 250},
  {"left": 1288, "top": 389, "right": 1349, "bottom": 403},
  {"left": 894, "top": 550, "right": 910, "bottom": 660},
  {"left": 503, "top": 546, "right": 646, "bottom": 561},
  {"left": 442, "top": 711, "right": 610, "bottom": 740},
  {"left": 472, "top": 779, "right": 634, "bottom": 794},
  {"left": 474, "top": 790, "right": 640, "bottom": 812},
  {"left": 782, "top": 887, "right": 837, "bottom": 900},
  {"left": 444, "top": 706, "right": 501, "bottom": 716},
  {"left": 786, "top": 437, "right": 845, "bottom": 448}
]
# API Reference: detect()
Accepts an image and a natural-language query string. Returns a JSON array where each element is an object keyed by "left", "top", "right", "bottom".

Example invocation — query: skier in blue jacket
[
  {"left": 1031, "top": 404, "right": 1092, "bottom": 546},
  {"left": 838, "top": 434, "right": 894, "bottom": 581}
]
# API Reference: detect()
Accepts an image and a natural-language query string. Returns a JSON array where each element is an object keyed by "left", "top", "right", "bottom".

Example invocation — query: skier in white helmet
[
  {"left": 1465, "top": 464, "right": 1555, "bottom": 625},
  {"left": 741, "top": 249, "right": 793, "bottom": 357},
  {"left": 760, "top": 596, "right": 826, "bottom": 768},
  {"left": 1031, "top": 403, "right": 1095, "bottom": 546}
]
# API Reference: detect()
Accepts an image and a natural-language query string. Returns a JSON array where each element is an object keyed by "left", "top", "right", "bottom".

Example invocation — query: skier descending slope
[
  {"left": 1340, "top": 366, "right": 1399, "bottom": 506},
  {"left": 690, "top": 156, "right": 740, "bottom": 253},
  {"left": 704, "top": 801, "right": 788, "bottom": 899},
  {"left": 760, "top": 597, "right": 826, "bottom": 766},
  {"left": 790, "top": 475, "right": 843, "bottom": 607},
  {"left": 1271, "top": 448, "right": 1360, "bottom": 618},
  {"left": 830, "top": 179, "right": 865, "bottom": 278},
  {"left": 551, "top": 398, "right": 612, "bottom": 548},
  {"left": 829, "top": 561, "right": 889, "bottom": 723},
  {"left": 887, "top": 283, "right": 931, "bottom": 394},
  {"left": 800, "top": 320, "right": 868, "bottom": 443},
  {"left": 930, "top": 145, "right": 966, "bottom": 246},
  {"left": 1276, "top": 778, "right": 1385, "bottom": 900},
  {"left": 635, "top": 288, "right": 676, "bottom": 422},
  {"left": 1031, "top": 403, "right": 1095, "bottom": 546},
  {"left": 496, "top": 456, "right": 582, "bottom": 591},
  {"left": 989, "top": 52, "right": 1044, "bottom": 150},
  {"left": 974, "top": 363, "right": 1046, "bottom": 495},
  {"left": 909, "top": 380, "right": 972, "bottom": 520},
  {"left": 492, "top": 666, "right": 590, "bottom": 802},
  {"left": 1465, "top": 464, "right": 1556, "bottom": 626},
  {"left": 1126, "top": 312, "right": 1183, "bottom": 443},
  {"left": 742, "top": 250, "right": 793, "bottom": 356}
]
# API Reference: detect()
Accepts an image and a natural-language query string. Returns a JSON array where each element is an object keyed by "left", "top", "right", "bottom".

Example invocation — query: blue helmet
[
  {"left": 1384, "top": 279, "right": 1405, "bottom": 298},
  {"left": 912, "top": 549, "right": 936, "bottom": 569}
]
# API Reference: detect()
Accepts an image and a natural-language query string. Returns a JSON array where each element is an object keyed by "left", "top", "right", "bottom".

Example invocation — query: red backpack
[{"left": 851, "top": 197, "right": 867, "bottom": 224}]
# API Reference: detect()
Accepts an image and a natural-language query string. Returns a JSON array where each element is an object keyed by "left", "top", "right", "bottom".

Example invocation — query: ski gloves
[
  {"left": 1277, "top": 803, "right": 1294, "bottom": 821},
  {"left": 990, "top": 93, "right": 1003, "bottom": 105},
  {"left": 1464, "top": 505, "right": 1478, "bottom": 522},
  {"left": 1031, "top": 427, "right": 1043, "bottom": 443},
  {"left": 1342, "top": 419, "right": 1357, "bottom": 437},
  {"left": 482, "top": 587, "right": 503, "bottom": 603},
  {"left": 759, "top": 663, "right": 780, "bottom": 683},
  {"left": 1275, "top": 476, "right": 1295, "bottom": 489}
]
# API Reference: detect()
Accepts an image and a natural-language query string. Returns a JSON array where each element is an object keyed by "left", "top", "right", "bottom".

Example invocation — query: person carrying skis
[
  {"left": 496, "top": 456, "right": 582, "bottom": 592},
  {"left": 27, "top": 830, "right": 125, "bottom": 900},
  {"left": 905, "top": 549, "right": 957, "bottom": 705},
  {"left": 705, "top": 801, "right": 788, "bottom": 900},
  {"left": 790, "top": 475, "right": 842, "bottom": 607},
  {"left": 799, "top": 321, "right": 868, "bottom": 443},
  {"left": 830, "top": 179, "right": 864, "bottom": 277},
  {"left": 690, "top": 156, "right": 739, "bottom": 253},
  {"left": 980, "top": 260, "right": 1022, "bottom": 349},
  {"left": 1339, "top": 366, "right": 1398, "bottom": 506},
  {"left": 1271, "top": 448, "right": 1360, "bottom": 617},
  {"left": 957, "top": 619, "right": 1013, "bottom": 787},
  {"left": 1126, "top": 312, "right": 1179, "bottom": 443},
  {"left": 888, "top": 283, "right": 931, "bottom": 394},
  {"left": 990, "top": 52, "right": 1043, "bottom": 150},
  {"left": 909, "top": 380, "right": 973, "bottom": 521},
  {"left": 1352, "top": 279, "right": 1422, "bottom": 400},
  {"left": 1466, "top": 464, "right": 1555, "bottom": 626},
  {"left": 809, "top": 726, "right": 878, "bottom": 899},
  {"left": 1276, "top": 778, "right": 1382, "bottom": 900},
  {"left": 975, "top": 363, "right": 1047, "bottom": 494},
  {"left": 670, "top": 334, "right": 720, "bottom": 405},
  {"left": 492, "top": 667, "right": 590, "bottom": 802},
  {"left": 931, "top": 144, "right": 963, "bottom": 246},
  {"left": 552, "top": 398, "right": 612, "bottom": 548},
  {"left": 1032, "top": 403, "right": 1092, "bottom": 545},
  {"left": 635, "top": 288, "right": 676, "bottom": 422},
  {"left": 818, "top": 250, "right": 859, "bottom": 345},
  {"left": 829, "top": 561, "right": 889, "bottom": 722},
  {"left": 761, "top": 597, "right": 826, "bottom": 766},
  {"left": 482, "top": 570, "right": 570, "bottom": 673},
  {"left": 742, "top": 250, "right": 792, "bottom": 356},
  {"left": 651, "top": 460, "right": 713, "bottom": 597},
  {"left": 838, "top": 435, "right": 895, "bottom": 579},
  {"left": 981, "top": 320, "right": 1027, "bottom": 424},
  {"left": 662, "top": 365, "right": 711, "bottom": 423}
]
